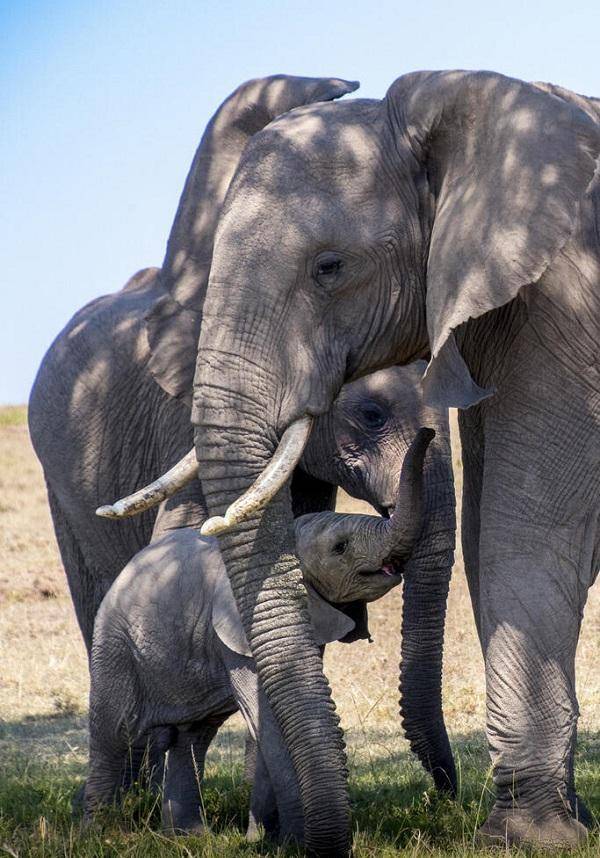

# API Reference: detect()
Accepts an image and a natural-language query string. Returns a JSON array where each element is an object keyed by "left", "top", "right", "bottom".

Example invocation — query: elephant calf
[{"left": 84, "top": 430, "right": 432, "bottom": 842}]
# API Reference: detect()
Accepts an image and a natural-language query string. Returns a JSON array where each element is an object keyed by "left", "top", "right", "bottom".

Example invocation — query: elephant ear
[
  {"left": 386, "top": 70, "right": 600, "bottom": 409},
  {"left": 212, "top": 575, "right": 356, "bottom": 656},
  {"left": 212, "top": 565, "right": 252, "bottom": 656},
  {"left": 147, "top": 74, "right": 359, "bottom": 405},
  {"left": 305, "top": 585, "right": 358, "bottom": 645}
]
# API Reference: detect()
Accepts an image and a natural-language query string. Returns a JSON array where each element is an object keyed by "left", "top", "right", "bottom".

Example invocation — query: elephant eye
[
  {"left": 332, "top": 539, "right": 348, "bottom": 556},
  {"left": 313, "top": 252, "right": 344, "bottom": 288},
  {"left": 360, "top": 401, "right": 387, "bottom": 430}
]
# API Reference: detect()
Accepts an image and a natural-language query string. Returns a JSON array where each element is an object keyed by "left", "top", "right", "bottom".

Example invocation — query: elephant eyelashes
[
  {"left": 331, "top": 539, "right": 348, "bottom": 556},
  {"left": 313, "top": 252, "right": 344, "bottom": 288}
]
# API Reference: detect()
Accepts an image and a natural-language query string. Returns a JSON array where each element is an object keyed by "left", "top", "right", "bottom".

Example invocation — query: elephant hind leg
[
  {"left": 162, "top": 719, "right": 224, "bottom": 834},
  {"left": 120, "top": 725, "right": 174, "bottom": 796},
  {"left": 83, "top": 744, "right": 126, "bottom": 822}
]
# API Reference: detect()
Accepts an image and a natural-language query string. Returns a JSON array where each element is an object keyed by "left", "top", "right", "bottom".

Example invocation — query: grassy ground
[{"left": 0, "top": 406, "right": 598, "bottom": 856}]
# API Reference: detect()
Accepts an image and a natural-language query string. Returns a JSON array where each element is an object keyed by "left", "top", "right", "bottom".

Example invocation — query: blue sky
[{"left": 2, "top": 0, "right": 599, "bottom": 403}]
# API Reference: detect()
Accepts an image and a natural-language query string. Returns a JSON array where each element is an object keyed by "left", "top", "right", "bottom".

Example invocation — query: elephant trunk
[
  {"left": 398, "top": 430, "right": 457, "bottom": 794},
  {"left": 193, "top": 349, "right": 350, "bottom": 855},
  {"left": 400, "top": 571, "right": 455, "bottom": 793},
  {"left": 383, "top": 428, "right": 435, "bottom": 560}
]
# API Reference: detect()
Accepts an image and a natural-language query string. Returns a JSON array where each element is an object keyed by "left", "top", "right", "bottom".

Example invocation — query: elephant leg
[
  {"left": 121, "top": 726, "right": 173, "bottom": 795},
  {"left": 474, "top": 428, "right": 597, "bottom": 848},
  {"left": 83, "top": 739, "right": 126, "bottom": 821},
  {"left": 457, "top": 407, "right": 485, "bottom": 641},
  {"left": 246, "top": 739, "right": 280, "bottom": 841},
  {"left": 220, "top": 646, "right": 304, "bottom": 845},
  {"left": 162, "top": 720, "right": 222, "bottom": 834}
]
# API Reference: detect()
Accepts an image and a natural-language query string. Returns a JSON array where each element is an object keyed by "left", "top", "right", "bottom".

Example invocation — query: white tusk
[
  {"left": 200, "top": 416, "right": 313, "bottom": 537},
  {"left": 96, "top": 449, "right": 198, "bottom": 519}
]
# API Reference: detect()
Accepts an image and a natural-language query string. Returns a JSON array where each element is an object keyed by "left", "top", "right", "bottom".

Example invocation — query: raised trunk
[
  {"left": 385, "top": 427, "right": 434, "bottom": 558},
  {"left": 398, "top": 431, "right": 457, "bottom": 794},
  {"left": 193, "top": 362, "right": 350, "bottom": 855}
]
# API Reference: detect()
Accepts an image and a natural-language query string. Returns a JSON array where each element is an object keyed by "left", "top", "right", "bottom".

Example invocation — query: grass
[
  {"left": 0, "top": 405, "right": 27, "bottom": 427},
  {"left": 1, "top": 406, "right": 599, "bottom": 856}
]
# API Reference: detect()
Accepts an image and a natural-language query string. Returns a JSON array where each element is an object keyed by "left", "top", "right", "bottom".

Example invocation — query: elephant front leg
[
  {"left": 476, "top": 521, "right": 592, "bottom": 848},
  {"left": 245, "top": 739, "right": 280, "bottom": 841}
]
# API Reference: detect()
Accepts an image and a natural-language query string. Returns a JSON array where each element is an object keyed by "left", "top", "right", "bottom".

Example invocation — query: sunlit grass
[
  {"left": 0, "top": 404, "right": 27, "bottom": 426},
  {"left": 0, "top": 721, "right": 598, "bottom": 857},
  {"left": 1, "top": 409, "right": 599, "bottom": 855}
]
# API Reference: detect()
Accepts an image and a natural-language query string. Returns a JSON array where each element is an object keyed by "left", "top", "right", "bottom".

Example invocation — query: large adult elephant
[
  {"left": 187, "top": 72, "right": 600, "bottom": 852},
  {"left": 29, "top": 75, "right": 456, "bottom": 804}
]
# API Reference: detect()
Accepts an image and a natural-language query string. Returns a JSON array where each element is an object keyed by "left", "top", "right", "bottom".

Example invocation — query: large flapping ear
[
  {"left": 212, "top": 574, "right": 356, "bottom": 656},
  {"left": 147, "top": 74, "right": 359, "bottom": 404},
  {"left": 386, "top": 70, "right": 600, "bottom": 409}
]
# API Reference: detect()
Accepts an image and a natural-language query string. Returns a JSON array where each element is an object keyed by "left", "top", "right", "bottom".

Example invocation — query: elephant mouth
[{"left": 359, "top": 560, "right": 403, "bottom": 581}]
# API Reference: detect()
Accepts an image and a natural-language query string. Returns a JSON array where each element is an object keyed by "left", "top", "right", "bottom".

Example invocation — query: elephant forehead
[
  {"left": 230, "top": 99, "right": 385, "bottom": 203},
  {"left": 337, "top": 364, "right": 425, "bottom": 407},
  {"left": 267, "top": 98, "right": 381, "bottom": 157}
]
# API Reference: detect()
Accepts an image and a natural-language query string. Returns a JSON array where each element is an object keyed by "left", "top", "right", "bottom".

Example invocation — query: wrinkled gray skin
[
  {"left": 190, "top": 71, "right": 600, "bottom": 852},
  {"left": 85, "top": 434, "right": 428, "bottom": 843},
  {"left": 28, "top": 75, "right": 456, "bottom": 816}
]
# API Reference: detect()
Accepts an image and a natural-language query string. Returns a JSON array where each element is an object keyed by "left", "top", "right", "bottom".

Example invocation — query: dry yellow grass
[{"left": 1, "top": 406, "right": 598, "bottom": 855}]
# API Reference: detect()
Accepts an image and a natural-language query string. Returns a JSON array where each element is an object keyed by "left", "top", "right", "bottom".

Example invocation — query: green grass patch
[
  {"left": 0, "top": 404, "right": 27, "bottom": 426},
  {"left": 0, "top": 727, "right": 598, "bottom": 856}
]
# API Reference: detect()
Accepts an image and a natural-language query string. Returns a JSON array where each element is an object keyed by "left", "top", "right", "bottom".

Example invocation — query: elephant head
[
  {"left": 190, "top": 71, "right": 600, "bottom": 853},
  {"left": 295, "top": 428, "right": 433, "bottom": 604}
]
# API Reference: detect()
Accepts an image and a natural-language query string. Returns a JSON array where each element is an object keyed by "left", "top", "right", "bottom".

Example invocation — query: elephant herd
[{"left": 29, "top": 70, "right": 600, "bottom": 854}]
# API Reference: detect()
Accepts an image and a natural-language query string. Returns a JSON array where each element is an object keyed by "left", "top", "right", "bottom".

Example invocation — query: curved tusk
[
  {"left": 96, "top": 449, "right": 198, "bottom": 519},
  {"left": 200, "top": 416, "right": 313, "bottom": 537}
]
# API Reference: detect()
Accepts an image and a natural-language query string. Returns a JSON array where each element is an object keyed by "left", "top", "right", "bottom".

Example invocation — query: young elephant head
[{"left": 295, "top": 428, "right": 433, "bottom": 605}]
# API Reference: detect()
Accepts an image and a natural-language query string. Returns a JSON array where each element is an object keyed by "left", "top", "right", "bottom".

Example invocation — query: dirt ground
[{"left": 1, "top": 406, "right": 599, "bottom": 842}]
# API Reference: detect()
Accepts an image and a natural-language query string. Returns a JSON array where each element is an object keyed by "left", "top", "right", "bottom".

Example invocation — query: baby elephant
[{"left": 84, "top": 430, "right": 433, "bottom": 841}]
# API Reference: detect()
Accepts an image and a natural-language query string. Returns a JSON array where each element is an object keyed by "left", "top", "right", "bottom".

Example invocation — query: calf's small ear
[
  {"left": 306, "top": 585, "right": 357, "bottom": 645},
  {"left": 212, "top": 574, "right": 357, "bottom": 655},
  {"left": 212, "top": 571, "right": 251, "bottom": 657}
]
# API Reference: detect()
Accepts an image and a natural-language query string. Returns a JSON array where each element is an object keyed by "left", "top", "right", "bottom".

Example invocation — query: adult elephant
[
  {"left": 189, "top": 71, "right": 600, "bottom": 852},
  {"left": 29, "top": 75, "right": 456, "bottom": 804}
]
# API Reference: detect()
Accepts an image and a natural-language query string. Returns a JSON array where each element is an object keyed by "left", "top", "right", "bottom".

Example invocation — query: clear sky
[{"left": 2, "top": 0, "right": 599, "bottom": 403}]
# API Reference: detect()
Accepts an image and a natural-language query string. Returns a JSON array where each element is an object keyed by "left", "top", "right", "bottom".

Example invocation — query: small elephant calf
[{"left": 84, "top": 430, "right": 432, "bottom": 841}]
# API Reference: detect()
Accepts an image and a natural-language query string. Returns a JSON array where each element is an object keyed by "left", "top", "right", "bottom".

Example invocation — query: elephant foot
[
  {"left": 476, "top": 805, "right": 588, "bottom": 850},
  {"left": 246, "top": 812, "right": 280, "bottom": 843},
  {"left": 162, "top": 820, "right": 206, "bottom": 837},
  {"left": 161, "top": 801, "right": 205, "bottom": 836}
]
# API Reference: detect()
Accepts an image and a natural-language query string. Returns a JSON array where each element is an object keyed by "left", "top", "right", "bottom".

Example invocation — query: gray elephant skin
[
  {"left": 85, "top": 432, "right": 431, "bottom": 843},
  {"left": 28, "top": 74, "right": 457, "bottom": 819},
  {"left": 183, "top": 72, "right": 600, "bottom": 852}
]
